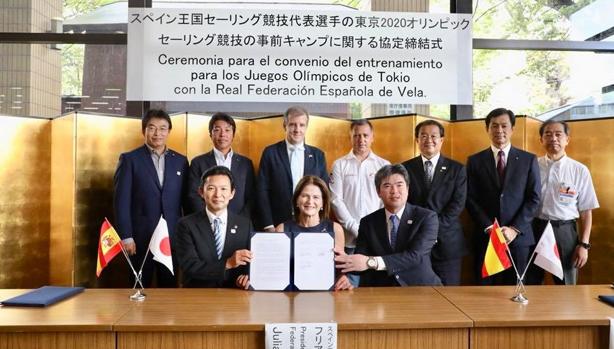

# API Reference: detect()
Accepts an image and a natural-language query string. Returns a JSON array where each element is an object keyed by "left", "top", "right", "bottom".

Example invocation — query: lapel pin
[
  {"left": 308, "top": 154, "right": 313, "bottom": 158},
  {"left": 176, "top": 171, "right": 181, "bottom": 176},
  {"left": 407, "top": 220, "right": 413, "bottom": 224},
  {"left": 230, "top": 225, "right": 237, "bottom": 234},
  {"left": 441, "top": 166, "right": 447, "bottom": 170}
]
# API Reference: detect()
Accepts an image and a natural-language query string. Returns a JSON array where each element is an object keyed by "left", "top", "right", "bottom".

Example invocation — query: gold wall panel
[
  {"left": 233, "top": 118, "right": 251, "bottom": 157},
  {"left": 50, "top": 114, "right": 75, "bottom": 286},
  {"left": 248, "top": 117, "right": 285, "bottom": 172},
  {"left": 73, "top": 113, "right": 142, "bottom": 287},
  {"left": 0, "top": 116, "right": 50, "bottom": 288},
  {"left": 370, "top": 115, "right": 415, "bottom": 164},
  {"left": 167, "top": 113, "right": 187, "bottom": 156},
  {"left": 524, "top": 117, "right": 543, "bottom": 155},
  {"left": 563, "top": 119, "right": 614, "bottom": 284},
  {"left": 306, "top": 116, "right": 350, "bottom": 173}
]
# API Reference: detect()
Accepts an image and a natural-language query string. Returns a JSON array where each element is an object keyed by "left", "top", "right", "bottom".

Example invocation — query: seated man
[
  {"left": 175, "top": 166, "right": 252, "bottom": 288},
  {"left": 335, "top": 164, "right": 441, "bottom": 286}
]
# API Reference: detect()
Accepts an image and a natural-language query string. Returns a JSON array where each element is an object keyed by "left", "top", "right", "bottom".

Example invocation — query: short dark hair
[
  {"left": 374, "top": 164, "right": 410, "bottom": 190},
  {"left": 284, "top": 106, "right": 309, "bottom": 124},
  {"left": 292, "top": 175, "right": 331, "bottom": 221},
  {"left": 415, "top": 119, "right": 445, "bottom": 138},
  {"left": 209, "top": 112, "right": 236, "bottom": 135},
  {"left": 142, "top": 109, "right": 172, "bottom": 132},
  {"left": 200, "top": 166, "right": 235, "bottom": 191},
  {"left": 350, "top": 119, "right": 373, "bottom": 132},
  {"left": 539, "top": 120, "right": 570, "bottom": 137},
  {"left": 485, "top": 108, "right": 515, "bottom": 129}
]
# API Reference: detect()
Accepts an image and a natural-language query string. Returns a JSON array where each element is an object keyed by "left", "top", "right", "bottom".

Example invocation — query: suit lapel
[
  {"left": 277, "top": 142, "right": 293, "bottom": 184},
  {"left": 482, "top": 149, "right": 500, "bottom": 189},
  {"left": 223, "top": 213, "right": 241, "bottom": 257},
  {"left": 195, "top": 212, "right": 218, "bottom": 260},
  {"left": 503, "top": 147, "right": 520, "bottom": 189},
  {"left": 429, "top": 156, "right": 446, "bottom": 190},
  {"left": 303, "top": 145, "right": 315, "bottom": 175},
  {"left": 204, "top": 151, "right": 217, "bottom": 168},
  {"left": 394, "top": 205, "right": 414, "bottom": 251},
  {"left": 375, "top": 210, "right": 394, "bottom": 254},
  {"left": 139, "top": 145, "right": 162, "bottom": 191}
]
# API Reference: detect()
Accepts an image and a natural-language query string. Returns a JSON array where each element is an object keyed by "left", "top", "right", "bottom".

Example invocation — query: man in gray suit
[{"left": 186, "top": 112, "right": 255, "bottom": 218}]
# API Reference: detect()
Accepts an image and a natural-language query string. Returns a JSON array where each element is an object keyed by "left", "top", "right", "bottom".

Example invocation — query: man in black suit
[
  {"left": 257, "top": 106, "right": 329, "bottom": 231},
  {"left": 466, "top": 108, "right": 541, "bottom": 285},
  {"left": 175, "top": 166, "right": 253, "bottom": 288},
  {"left": 335, "top": 164, "right": 441, "bottom": 286},
  {"left": 114, "top": 109, "right": 188, "bottom": 288},
  {"left": 402, "top": 120, "right": 467, "bottom": 285},
  {"left": 186, "top": 112, "right": 255, "bottom": 218}
]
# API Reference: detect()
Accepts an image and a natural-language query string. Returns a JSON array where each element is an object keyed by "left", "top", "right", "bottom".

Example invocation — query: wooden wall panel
[
  {"left": 50, "top": 114, "right": 75, "bottom": 286},
  {"left": 0, "top": 116, "right": 50, "bottom": 288},
  {"left": 563, "top": 119, "right": 614, "bottom": 284},
  {"left": 370, "top": 115, "right": 415, "bottom": 164}
]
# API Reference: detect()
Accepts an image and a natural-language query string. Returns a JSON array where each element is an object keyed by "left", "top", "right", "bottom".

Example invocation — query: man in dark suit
[
  {"left": 335, "top": 164, "right": 441, "bottom": 286},
  {"left": 257, "top": 106, "right": 329, "bottom": 231},
  {"left": 466, "top": 108, "right": 541, "bottom": 285},
  {"left": 402, "top": 120, "right": 467, "bottom": 285},
  {"left": 186, "top": 112, "right": 255, "bottom": 218},
  {"left": 114, "top": 109, "right": 189, "bottom": 288},
  {"left": 175, "top": 166, "right": 252, "bottom": 288}
]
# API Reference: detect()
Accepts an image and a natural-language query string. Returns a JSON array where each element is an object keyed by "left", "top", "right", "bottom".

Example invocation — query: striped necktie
[{"left": 213, "top": 217, "right": 223, "bottom": 259}]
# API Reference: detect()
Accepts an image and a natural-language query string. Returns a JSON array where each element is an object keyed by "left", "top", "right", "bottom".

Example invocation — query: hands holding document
[{"left": 226, "top": 249, "right": 252, "bottom": 290}]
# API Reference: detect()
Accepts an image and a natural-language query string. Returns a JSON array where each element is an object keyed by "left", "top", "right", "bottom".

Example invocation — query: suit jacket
[
  {"left": 175, "top": 210, "right": 252, "bottom": 288},
  {"left": 186, "top": 150, "right": 255, "bottom": 217},
  {"left": 355, "top": 205, "right": 442, "bottom": 286},
  {"left": 466, "top": 146, "right": 541, "bottom": 251},
  {"left": 402, "top": 155, "right": 468, "bottom": 261},
  {"left": 113, "top": 145, "right": 189, "bottom": 252},
  {"left": 256, "top": 140, "right": 329, "bottom": 228}
]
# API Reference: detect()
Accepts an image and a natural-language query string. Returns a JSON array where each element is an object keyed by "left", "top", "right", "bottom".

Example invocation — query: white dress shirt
[
  {"left": 537, "top": 155, "right": 599, "bottom": 220},
  {"left": 286, "top": 140, "right": 305, "bottom": 192},
  {"left": 490, "top": 143, "right": 511, "bottom": 168},
  {"left": 213, "top": 147, "right": 233, "bottom": 169},
  {"left": 205, "top": 207, "right": 228, "bottom": 253},
  {"left": 329, "top": 150, "right": 390, "bottom": 247}
]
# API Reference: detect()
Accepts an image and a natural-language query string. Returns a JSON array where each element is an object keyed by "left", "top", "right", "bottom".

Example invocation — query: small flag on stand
[
  {"left": 482, "top": 219, "right": 512, "bottom": 278},
  {"left": 533, "top": 222, "right": 564, "bottom": 280},
  {"left": 149, "top": 216, "right": 174, "bottom": 275},
  {"left": 96, "top": 219, "right": 123, "bottom": 277}
]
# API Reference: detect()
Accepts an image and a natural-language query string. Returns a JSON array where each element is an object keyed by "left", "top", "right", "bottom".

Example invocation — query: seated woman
[{"left": 276, "top": 175, "right": 353, "bottom": 291}]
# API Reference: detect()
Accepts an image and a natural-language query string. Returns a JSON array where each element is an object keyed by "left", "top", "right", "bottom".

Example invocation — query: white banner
[
  {"left": 128, "top": 8, "right": 472, "bottom": 104},
  {"left": 265, "top": 323, "right": 337, "bottom": 349}
]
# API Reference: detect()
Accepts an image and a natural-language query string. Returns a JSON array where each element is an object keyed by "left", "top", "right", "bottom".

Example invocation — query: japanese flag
[
  {"left": 533, "top": 222, "right": 564, "bottom": 280},
  {"left": 149, "top": 216, "right": 174, "bottom": 275}
]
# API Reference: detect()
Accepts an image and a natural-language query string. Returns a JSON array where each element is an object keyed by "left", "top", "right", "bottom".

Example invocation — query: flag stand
[
  {"left": 504, "top": 239, "right": 529, "bottom": 304},
  {"left": 129, "top": 249, "right": 150, "bottom": 302}
]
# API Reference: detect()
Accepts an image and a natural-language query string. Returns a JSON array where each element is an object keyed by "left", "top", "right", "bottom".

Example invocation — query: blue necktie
[
  {"left": 213, "top": 217, "right": 223, "bottom": 260},
  {"left": 389, "top": 215, "right": 399, "bottom": 248}
]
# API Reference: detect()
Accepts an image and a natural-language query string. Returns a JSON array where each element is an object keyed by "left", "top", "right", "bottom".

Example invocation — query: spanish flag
[
  {"left": 96, "top": 218, "right": 123, "bottom": 277},
  {"left": 481, "top": 219, "right": 512, "bottom": 278}
]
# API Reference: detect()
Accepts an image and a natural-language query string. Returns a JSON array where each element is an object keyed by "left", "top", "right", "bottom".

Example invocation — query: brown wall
[{"left": 1, "top": 113, "right": 612, "bottom": 287}]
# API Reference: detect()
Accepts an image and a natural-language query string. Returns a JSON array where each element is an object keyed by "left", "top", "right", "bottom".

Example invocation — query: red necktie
[{"left": 497, "top": 150, "right": 506, "bottom": 184}]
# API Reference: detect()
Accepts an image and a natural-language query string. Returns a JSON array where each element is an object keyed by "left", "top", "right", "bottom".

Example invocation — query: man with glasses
[
  {"left": 114, "top": 109, "right": 189, "bottom": 287},
  {"left": 402, "top": 120, "right": 467, "bottom": 285}
]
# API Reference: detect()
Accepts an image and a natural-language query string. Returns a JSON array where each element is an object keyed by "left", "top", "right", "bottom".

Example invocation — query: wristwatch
[
  {"left": 366, "top": 256, "right": 378, "bottom": 270},
  {"left": 577, "top": 241, "right": 591, "bottom": 250}
]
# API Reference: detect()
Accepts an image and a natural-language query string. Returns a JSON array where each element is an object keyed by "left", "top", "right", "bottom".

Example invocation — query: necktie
[
  {"left": 424, "top": 160, "right": 433, "bottom": 188},
  {"left": 289, "top": 146, "right": 302, "bottom": 192},
  {"left": 497, "top": 150, "right": 506, "bottom": 184},
  {"left": 213, "top": 217, "right": 223, "bottom": 260},
  {"left": 389, "top": 215, "right": 399, "bottom": 248}
]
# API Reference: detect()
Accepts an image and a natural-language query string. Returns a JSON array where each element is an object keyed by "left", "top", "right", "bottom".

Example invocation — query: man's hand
[
  {"left": 263, "top": 226, "right": 276, "bottom": 232},
  {"left": 334, "top": 248, "right": 368, "bottom": 273},
  {"left": 122, "top": 240, "right": 136, "bottom": 256},
  {"left": 500, "top": 226, "right": 518, "bottom": 243},
  {"left": 573, "top": 245, "right": 589, "bottom": 268},
  {"left": 236, "top": 274, "right": 250, "bottom": 289},
  {"left": 225, "top": 249, "right": 253, "bottom": 269}
]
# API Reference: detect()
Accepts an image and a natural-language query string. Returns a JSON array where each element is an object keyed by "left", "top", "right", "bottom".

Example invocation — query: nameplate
[{"left": 265, "top": 323, "right": 337, "bottom": 349}]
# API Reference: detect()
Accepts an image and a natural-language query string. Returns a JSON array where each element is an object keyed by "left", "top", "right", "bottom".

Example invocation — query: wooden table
[
  {"left": 435, "top": 285, "right": 614, "bottom": 349},
  {"left": 113, "top": 287, "right": 472, "bottom": 349},
  {"left": 0, "top": 289, "right": 133, "bottom": 349}
]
